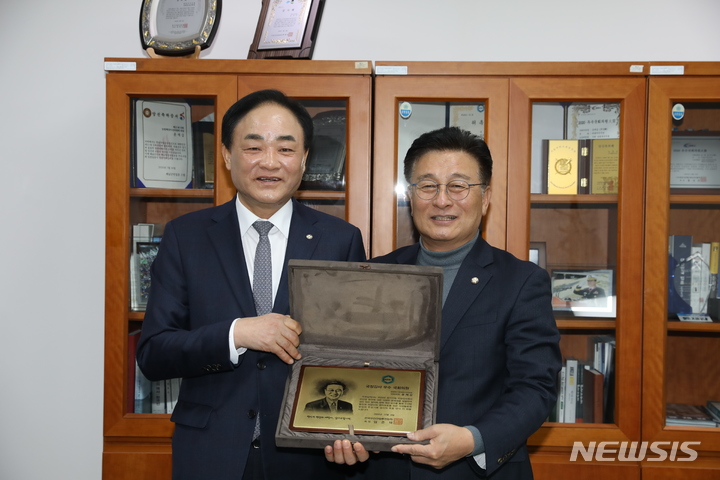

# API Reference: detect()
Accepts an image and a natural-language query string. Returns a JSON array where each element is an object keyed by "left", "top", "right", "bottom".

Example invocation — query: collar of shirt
[{"left": 234, "top": 195, "right": 293, "bottom": 303}]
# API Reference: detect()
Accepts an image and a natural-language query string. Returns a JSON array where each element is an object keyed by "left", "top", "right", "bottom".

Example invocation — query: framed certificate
[
  {"left": 134, "top": 100, "right": 193, "bottom": 189},
  {"left": 139, "top": 0, "right": 222, "bottom": 57},
  {"left": 248, "top": 0, "right": 325, "bottom": 59},
  {"left": 566, "top": 103, "right": 620, "bottom": 140},
  {"left": 670, "top": 136, "right": 720, "bottom": 188}
]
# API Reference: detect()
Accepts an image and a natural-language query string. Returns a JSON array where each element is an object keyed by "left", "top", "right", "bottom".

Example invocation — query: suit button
[
  {"left": 257, "top": 361, "right": 266, "bottom": 370},
  {"left": 248, "top": 410, "right": 257, "bottom": 419}
]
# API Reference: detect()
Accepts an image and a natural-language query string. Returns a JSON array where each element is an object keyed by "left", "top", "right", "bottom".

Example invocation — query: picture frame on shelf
[
  {"left": 131, "top": 241, "right": 161, "bottom": 311},
  {"left": 551, "top": 268, "right": 616, "bottom": 318},
  {"left": 529, "top": 242, "right": 547, "bottom": 269},
  {"left": 247, "top": 0, "right": 325, "bottom": 59}
]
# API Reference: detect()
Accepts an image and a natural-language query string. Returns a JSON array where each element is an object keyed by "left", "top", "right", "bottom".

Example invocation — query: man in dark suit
[
  {"left": 137, "top": 90, "right": 366, "bottom": 480},
  {"left": 328, "top": 126, "right": 561, "bottom": 479},
  {"left": 305, "top": 381, "right": 353, "bottom": 413}
]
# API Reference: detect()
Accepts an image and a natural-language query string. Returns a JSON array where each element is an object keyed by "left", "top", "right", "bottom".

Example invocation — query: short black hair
[
  {"left": 319, "top": 380, "right": 347, "bottom": 395},
  {"left": 403, "top": 126, "right": 492, "bottom": 185},
  {"left": 221, "top": 89, "right": 313, "bottom": 151}
]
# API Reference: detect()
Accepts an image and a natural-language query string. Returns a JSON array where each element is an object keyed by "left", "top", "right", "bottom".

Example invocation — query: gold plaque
[{"left": 289, "top": 366, "right": 425, "bottom": 436}]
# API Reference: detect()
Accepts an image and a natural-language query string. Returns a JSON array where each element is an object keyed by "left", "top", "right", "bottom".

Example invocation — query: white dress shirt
[{"left": 228, "top": 196, "right": 294, "bottom": 362}]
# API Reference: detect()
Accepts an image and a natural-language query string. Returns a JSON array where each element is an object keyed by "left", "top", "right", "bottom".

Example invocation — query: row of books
[
  {"left": 543, "top": 138, "right": 619, "bottom": 195},
  {"left": 128, "top": 330, "right": 181, "bottom": 414},
  {"left": 666, "top": 401, "right": 720, "bottom": 427},
  {"left": 668, "top": 236, "right": 720, "bottom": 317},
  {"left": 550, "top": 335, "right": 615, "bottom": 423}
]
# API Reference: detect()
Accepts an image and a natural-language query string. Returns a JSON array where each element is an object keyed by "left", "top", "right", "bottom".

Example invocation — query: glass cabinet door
[
  {"left": 643, "top": 75, "right": 720, "bottom": 456},
  {"left": 105, "top": 73, "right": 237, "bottom": 436},
  {"left": 508, "top": 77, "right": 646, "bottom": 445},
  {"left": 372, "top": 73, "right": 509, "bottom": 257},
  {"left": 235, "top": 76, "right": 372, "bottom": 258}
]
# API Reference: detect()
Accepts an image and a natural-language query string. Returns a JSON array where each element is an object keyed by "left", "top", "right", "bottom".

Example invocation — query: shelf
[
  {"left": 557, "top": 319, "right": 616, "bottom": 330},
  {"left": 667, "top": 320, "right": 720, "bottom": 333},
  {"left": 531, "top": 194, "right": 619, "bottom": 205},
  {"left": 294, "top": 190, "right": 346, "bottom": 200},
  {"left": 670, "top": 193, "right": 720, "bottom": 204},
  {"left": 130, "top": 188, "right": 214, "bottom": 198}
]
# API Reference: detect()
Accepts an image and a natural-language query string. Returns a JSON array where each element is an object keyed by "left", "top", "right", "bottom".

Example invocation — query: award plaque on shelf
[
  {"left": 139, "top": 0, "right": 222, "bottom": 57},
  {"left": 670, "top": 136, "right": 720, "bottom": 188},
  {"left": 133, "top": 100, "right": 193, "bottom": 189},
  {"left": 248, "top": 0, "right": 325, "bottom": 59},
  {"left": 544, "top": 139, "right": 581, "bottom": 195},
  {"left": 301, "top": 110, "right": 346, "bottom": 191},
  {"left": 276, "top": 260, "right": 443, "bottom": 452}
]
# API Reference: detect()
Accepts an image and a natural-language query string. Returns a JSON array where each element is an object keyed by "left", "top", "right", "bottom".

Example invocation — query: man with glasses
[{"left": 328, "top": 126, "right": 561, "bottom": 479}]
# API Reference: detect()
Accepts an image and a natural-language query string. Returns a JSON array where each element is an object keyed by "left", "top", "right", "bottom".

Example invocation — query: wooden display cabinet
[
  {"left": 103, "top": 58, "right": 372, "bottom": 480},
  {"left": 372, "top": 62, "right": 648, "bottom": 478},
  {"left": 642, "top": 66, "right": 720, "bottom": 480},
  {"left": 372, "top": 64, "right": 509, "bottom": 256},
  {"left": 508, "top": 73, "right": 646, "bottom": 479}
]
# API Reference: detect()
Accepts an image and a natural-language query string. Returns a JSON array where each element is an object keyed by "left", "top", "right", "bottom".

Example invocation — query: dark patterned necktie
[
  {"left": 251, "top": 220, "right": 273, "bottom": 441},
  {"left": 252, "top": 220, "right": 273, "bottom": 316}
]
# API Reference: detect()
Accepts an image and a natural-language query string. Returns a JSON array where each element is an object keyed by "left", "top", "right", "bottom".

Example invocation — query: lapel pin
[
  {"left": 306, "top": 234, "right": 313, "bottom": 240},
  {"left": 471, "top": 277, "right": 479, "bottom": 284}
]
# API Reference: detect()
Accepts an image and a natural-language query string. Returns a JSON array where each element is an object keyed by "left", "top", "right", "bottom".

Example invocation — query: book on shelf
[
  {"left": 666, "top": 403, "right": 719, "bottom": 427},
  {"left": 151, "top": 380, "right": 166, "bottom": 414},
  {"left": 590, "top": 138, "right": 619, "bottom": 194},
  {"left": 587, "top": 334, "right": 615, "bottom": 423},
  {"left": 135, "top": 363, "right": 152, "bottom": 413},
  {"left": 551, "top": 358, "right": 604, "bottom": 424},
  {"left": 582, "top": 366, "right": 604, "bottom": 423},
  {"left": 575, "top": 364, "right": 585, "bottom": 423},
  {"left": 554, "top": 366, "right": 566, "bottom": 423},
  {"left": 127, "top": 330, "right": 138, "bottom": 413},
  {"left": 710, "top": 242, "right": 719, "bottom": 299},
  {"left": 669, "top": 235, "right": 693, "bottom": 315},
  {"left": 707, "top": 401, "right": 720, "bottom": 422},
  {"left": 149, "top": 378, "right": 183, "bottom": 414},
  {"left": 709, "top": 243, "right": 720, "bottom": 319},
  {"left": 563, "top": 357, "right": 579, "bottom": 423}
]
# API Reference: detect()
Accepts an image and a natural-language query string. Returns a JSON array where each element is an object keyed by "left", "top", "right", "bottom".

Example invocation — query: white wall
[{"left": 1, "top": 1, "right": 718, "bottom": 478}]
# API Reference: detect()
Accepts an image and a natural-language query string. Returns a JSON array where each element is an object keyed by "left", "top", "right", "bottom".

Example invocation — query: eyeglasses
[{"left": 410, "top": 180, "right": 487, "bottom": 201}]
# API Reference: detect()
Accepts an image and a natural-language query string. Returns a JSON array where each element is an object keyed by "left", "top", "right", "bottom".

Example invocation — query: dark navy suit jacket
[
  {"left": 136, "top": 198, "right": 366, "bottom": 480},
  {"left": 363, "top": 237, "right": 561, "bottom": 479}
]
